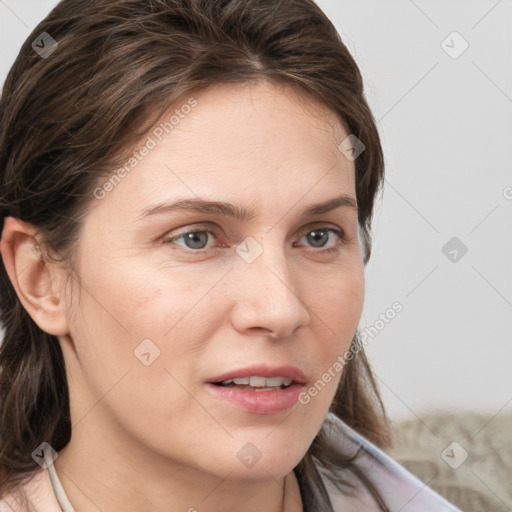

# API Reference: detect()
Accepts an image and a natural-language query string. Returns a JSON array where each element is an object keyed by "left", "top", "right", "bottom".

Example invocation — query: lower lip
[{"left": 205, "top": 383, "right": 305, "bottom": 415}]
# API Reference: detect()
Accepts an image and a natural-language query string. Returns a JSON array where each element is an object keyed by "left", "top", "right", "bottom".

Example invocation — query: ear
[{"left": 0, "top": 217, "right": 69, "bottom": 336}]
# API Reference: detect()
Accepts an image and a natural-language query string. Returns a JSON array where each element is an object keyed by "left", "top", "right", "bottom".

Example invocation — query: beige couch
[{"left": 387, "top": 411, "right": 512, "bottom": 511}]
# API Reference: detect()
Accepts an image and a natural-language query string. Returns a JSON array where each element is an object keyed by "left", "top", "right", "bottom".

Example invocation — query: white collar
[{"left": 47, "top": 461, "right": 76, "bottom": 512}]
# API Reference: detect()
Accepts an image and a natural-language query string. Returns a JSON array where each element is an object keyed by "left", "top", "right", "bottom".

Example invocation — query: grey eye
[{"left": 170, "top": 230, "right": 213, "bottom": 250}]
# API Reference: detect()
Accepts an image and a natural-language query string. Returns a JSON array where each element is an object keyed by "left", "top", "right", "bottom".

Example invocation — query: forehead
[
  {"left": 91, "top": 80, "right": 356, "bottom": 218},
  {"left": 178, "top": 79, "right": 349, "bottom": 160}
]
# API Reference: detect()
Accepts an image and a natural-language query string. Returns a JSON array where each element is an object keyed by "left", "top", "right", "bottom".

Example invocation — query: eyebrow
[{"left": 139, "top": 194, "right": 358, "bottom": 221}]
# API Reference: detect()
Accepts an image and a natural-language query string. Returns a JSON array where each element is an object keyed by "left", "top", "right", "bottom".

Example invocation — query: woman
[{"left": 0, "top": 1, "right": 460, "bottom": 511}]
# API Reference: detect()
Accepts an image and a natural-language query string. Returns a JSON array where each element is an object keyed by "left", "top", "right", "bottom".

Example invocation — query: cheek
[
  {"left": 75, "top": 251, "right": 185, "bottom": 326},
  {"left": 64, "top": 260, "right": 217, "bottom": 445},
  {"left": 67, "top": 255, "right": 231, "bottom": 379},
  {"left": 298, "top": 263, "right": 364, "bottom": 412},
  {"left": 313, "top": 263, "right": 364, "bottom": 343}
]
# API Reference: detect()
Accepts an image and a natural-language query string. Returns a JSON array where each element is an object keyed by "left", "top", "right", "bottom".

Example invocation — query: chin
[{"left": 195, "top": 438, "right": 306, "bottom": 482}]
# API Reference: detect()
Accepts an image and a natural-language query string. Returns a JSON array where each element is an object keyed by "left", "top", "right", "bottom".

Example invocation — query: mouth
[
  {"left": 211, "top": 375, "right": 294, "bottom": 392},
  {"left": 205, "top": 365, "right": 307, "bottom": 415}
]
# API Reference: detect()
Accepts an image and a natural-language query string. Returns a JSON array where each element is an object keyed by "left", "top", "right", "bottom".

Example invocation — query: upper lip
[{"left": 207, "top": 365, "right": 307, "bottom": 384}]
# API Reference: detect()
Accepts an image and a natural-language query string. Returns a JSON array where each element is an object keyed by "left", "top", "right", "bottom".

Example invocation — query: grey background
[{"left": 1, "top": 0, "right": 511, "bottom": 420}]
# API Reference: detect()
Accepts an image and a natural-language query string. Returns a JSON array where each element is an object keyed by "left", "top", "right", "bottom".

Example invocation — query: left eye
[
  {"left": 164, "top": 227, "right": 344, "bottom": 251},
  {"left": 297, "top": 227, "right": 344, "bottom": 249}
]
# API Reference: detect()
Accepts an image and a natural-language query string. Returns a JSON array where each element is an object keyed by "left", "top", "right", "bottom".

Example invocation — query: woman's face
[{"left": 60, "top": 80, "right": 364, "bottom": 482}]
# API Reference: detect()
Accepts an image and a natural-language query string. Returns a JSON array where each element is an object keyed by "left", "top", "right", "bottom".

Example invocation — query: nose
[{"left": 230, "top": 243, "right": 311, "bottom": 339}]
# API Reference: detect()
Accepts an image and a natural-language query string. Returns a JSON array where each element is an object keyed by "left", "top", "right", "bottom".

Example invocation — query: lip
[{"left": 205, "top": 364, "right": 307, "bottom": 415}]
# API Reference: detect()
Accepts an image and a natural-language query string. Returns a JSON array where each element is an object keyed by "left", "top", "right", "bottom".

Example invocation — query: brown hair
[{"left": 0, "top": 0, "right": 392, "bottom": 509}]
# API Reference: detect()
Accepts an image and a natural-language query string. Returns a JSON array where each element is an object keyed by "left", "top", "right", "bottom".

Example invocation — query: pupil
[
  {"left": 308, "top": 230, "right": 328, "bottom": 247},
  {"left": 185, "top": 232, "right": 208, "bottom": 249}
]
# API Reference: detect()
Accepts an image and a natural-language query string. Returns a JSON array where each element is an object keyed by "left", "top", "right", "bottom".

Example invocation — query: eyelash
[{"left": 162, "top": 225, "right": 347, "bottom": 255}]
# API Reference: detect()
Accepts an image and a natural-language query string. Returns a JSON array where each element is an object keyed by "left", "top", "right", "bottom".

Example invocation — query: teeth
[
  {"left": 232, "top": 377, "right": 250, "bottom": 385},
  {"left": 221, "top": 376, "right": 293, "bottom": 387},
  {"left": 249, "top": 376, "right": 266, "bottom": 387},
  {"left": 266, "top": 377, "right": 292, "bottom": 387}
]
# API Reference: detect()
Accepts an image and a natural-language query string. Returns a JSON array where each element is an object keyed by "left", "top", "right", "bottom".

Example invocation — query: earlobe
[{"left": 0, "top": 217, "right": 69, "bottom": 336}]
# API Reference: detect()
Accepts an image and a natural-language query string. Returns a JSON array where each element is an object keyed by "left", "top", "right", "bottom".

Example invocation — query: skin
[{"left": 1, "top": 79, "right": 365, "bottom": 512}]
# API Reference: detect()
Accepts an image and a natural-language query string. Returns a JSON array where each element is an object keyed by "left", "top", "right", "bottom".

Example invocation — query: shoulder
[
  {"left": 317, "top": 413, "right": 462, "bottom": 511},
  {"left": 0, "top": 467, "right": 61, "bottom": 512}
]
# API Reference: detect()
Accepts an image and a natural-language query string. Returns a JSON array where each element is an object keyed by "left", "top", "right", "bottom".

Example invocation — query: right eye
[{"left": 163, "top": 229, "right": 218, "bottom": 252}]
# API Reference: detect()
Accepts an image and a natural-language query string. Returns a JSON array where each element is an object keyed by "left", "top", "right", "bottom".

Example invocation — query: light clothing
[
  {"left": 0, "top": 412, "right": 461, "bottom": 511},
  {"left": 317, "top": 412, "right": 461, "bottom": 511}
]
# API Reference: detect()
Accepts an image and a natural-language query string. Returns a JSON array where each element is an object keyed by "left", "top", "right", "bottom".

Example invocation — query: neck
[{"left": 53, "top": 422, "right": 302, "bottom": 512}]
